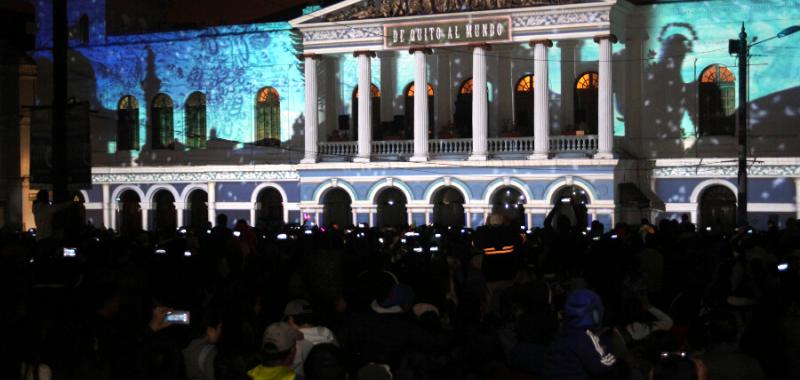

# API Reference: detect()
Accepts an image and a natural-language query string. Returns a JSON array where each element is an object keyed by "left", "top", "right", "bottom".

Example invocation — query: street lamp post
[{"left": 730, "top": 24, "right": 800, "bottom": 227}]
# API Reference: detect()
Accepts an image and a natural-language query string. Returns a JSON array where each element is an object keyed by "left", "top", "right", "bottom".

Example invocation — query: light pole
[{"left": 729, "top": 24, "right": 800, "bottom": 227}]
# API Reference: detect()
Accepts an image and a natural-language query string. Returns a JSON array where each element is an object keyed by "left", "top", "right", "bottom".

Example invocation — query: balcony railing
[{"left": 317, "top": 135, "right": 597, "bottom": 161}]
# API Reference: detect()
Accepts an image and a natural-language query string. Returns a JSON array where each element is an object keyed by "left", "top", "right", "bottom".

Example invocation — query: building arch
[
  {"left": 312, "top": 179, "right": 358, "bottom": 204},
  {"left": 111, "top": 185, "right": 146, "bottom": 204},
  {"left": 432, "top": 186, "right": 466, "bottom": 227},
  {"left": 423, "top": 177, "right": 472, "bottom": 204},
  {"left": 482, "top": 177, "right": 532, "bottom": 204},
  {"left": 367, "top": 178, "right": 415, "bottom": 204},
  {"left": 321, "top": 188, "right": 353, "bottom": 228},
  {"left": 542, "top": 177, "right": 597, "bottom": 205},
  {"left": 144, "top": 184, "right": 181, "bottom": 204},
  {"left": 689, "top": 179, "right": 737, "bottom": 204},
  {"left": 180, "top": 184, "right": 209, "bottom": 204},
  {"left": 375, "top": 187, "right": 409, "bottom": 228}
]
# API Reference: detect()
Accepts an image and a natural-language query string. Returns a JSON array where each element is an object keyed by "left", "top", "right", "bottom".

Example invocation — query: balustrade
[{"left": 317, "top": 135, "right": 597, "bottom": 161}]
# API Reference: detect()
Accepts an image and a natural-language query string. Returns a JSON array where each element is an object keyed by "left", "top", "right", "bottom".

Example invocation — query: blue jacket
[{"left": 545, "top": 289, "right": 617, "bottom": 380}]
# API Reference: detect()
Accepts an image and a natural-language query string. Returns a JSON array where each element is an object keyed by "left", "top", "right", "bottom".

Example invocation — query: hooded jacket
[{"left": 545, "top": 289, "right": 617, "bottom": 380}]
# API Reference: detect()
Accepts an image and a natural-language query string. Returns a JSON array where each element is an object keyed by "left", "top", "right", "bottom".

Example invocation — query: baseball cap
[
  {"left": 262, "top": 322, "right": 303, "bottom": 353},
  {"left": 284, "top": 299, "right": 313, "bottom": 317}
]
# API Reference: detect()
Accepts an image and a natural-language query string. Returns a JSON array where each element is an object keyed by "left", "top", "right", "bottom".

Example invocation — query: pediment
[{"left": 293, "top": 0, "right": 583, "bottom": 25}]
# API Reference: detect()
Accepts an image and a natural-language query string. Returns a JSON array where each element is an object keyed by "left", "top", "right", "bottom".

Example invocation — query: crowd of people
[{"left": 1, "top": 204, "right": 799, "bottom": 380}]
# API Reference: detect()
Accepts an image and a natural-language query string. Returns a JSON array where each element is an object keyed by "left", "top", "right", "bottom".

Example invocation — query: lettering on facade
[{"left": 385, "top": 17, "right": 511, "bottom": 49}]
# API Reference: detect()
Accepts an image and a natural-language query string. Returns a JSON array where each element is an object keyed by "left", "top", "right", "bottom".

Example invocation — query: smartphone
[
  {"left": 63, "top": 247, "right": 77, "bottom": 257},
  {"left": 165, "top": 310, "right": 190, "bottom": 325},
  {"left": 276, "top": 233, "right": 288, "bottom": 240},
  {"left": 233, "top": 231, "right": 241, "bottom": 237},
  {"left": 778, "top": 263, "right": 789, "bottom": 272},
  {"left": 155, "top": 248, "right": 167, "bottom": 255},
  {"left": 183, "top": 250, "right": 192, "bottom": 257}
]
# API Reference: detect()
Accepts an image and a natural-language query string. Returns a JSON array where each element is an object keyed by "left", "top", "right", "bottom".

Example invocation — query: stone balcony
[{"left": 318, "top": 135, "right": 598, "bottom": 162}]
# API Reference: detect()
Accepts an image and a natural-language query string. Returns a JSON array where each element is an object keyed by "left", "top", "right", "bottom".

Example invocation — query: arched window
[
  {"left": 187, "top": 190, "right": 208, "bottom": 228},
  {"left": 117, "top": 95, "right": 139, "bottom": 150},
  {"left": 574, "top": 72, "right": 599, "bottom": 134},
  {"left": 514, "top": 74, "right": 534, "bottom": 136},
  {"left": 699, "top": 65, "right": 736, "bottom": 136},
  {"left": 432, "top": 186, "right": 465, "bottom": 227},
  {"left": 699, "top": 185, "right": 736, "bottom": 231},
  {"left": 185, "top": 92, "right": 207, "bottom": 149},
  {"left": 490, "top": 187, "right": 526, "bottom": 227},
  {"left": 153, "top": 190, "right": 176, "bottom": 232},
  {"left": 322, "top": 188, "right": 352, "bottom": 228},
  {"left": 550, "top": 185, "right": 590, "bottom": 230},
  {"left": 376, "top": 187, "right": 408, "bottom": 228},
  {"left": 118, "top": 190, "right": 142, "bottom": 235},
  {"left": 403, "top": 83, "right": 434, "bottom": 140},
  {"left": 351, "top": 84, "right": 381, "bottom": 140},
  {"left": 79, "top": 14, "right": 89, "bottom": 44},
  {"left": 256, "top": 187, "right": 284, "bottom": 228},
  {"left": 151, "top": 93, "right": 174, "bottom": 149},
  {"left": 255, "top": 87, "right": 281, "bottom": 146}
]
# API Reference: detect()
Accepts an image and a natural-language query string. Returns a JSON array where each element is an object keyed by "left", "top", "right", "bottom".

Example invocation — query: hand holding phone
[{"left": 165, "top": 310, "right": 190, "bottom": 325}]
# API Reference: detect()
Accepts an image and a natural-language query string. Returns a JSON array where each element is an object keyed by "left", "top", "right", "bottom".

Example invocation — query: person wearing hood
[
  {"left": 545, "top": 289, "right": 618, "bottom": 380},
  {"left": 283, "top": 299, "right": 338, "bottom": 377}
]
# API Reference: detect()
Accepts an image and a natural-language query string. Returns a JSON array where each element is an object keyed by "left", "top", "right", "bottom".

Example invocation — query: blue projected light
[{"left": 34, "top": 1, "right": 305, "bottom": 152}]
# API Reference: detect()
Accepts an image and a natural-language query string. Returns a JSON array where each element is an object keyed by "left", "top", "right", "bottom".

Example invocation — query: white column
[
  {"left": 102, "top": 183, "right": 110, "bottom": 228},
  {"left": 595, "top": 35, "right": 616, "bottom": 159},
  {"left": 407, "top": 209, "right": 414, "bottom": 226},
  {"left": 354, "top": 51, "right": 373, "bottom": 162},
  {"left": 368, "top": 208, "right": 374, "bottom": 226},
  {"left": 795, "top": 178, "right": 800, "bottom": 219},
  {"left": 141, "top": 203, "right": 149, "bottom": 231},
  {"left": 466, "top": 209, "right": 473, "bottom": 228},
  {"left": 207, "top": 181, "right": 216, "bottom": 225},
  {"left": 526, "top": 209, "right": 533, "bottom": 228},
  {"left": 530, "top": 40, "right": 551, "bottom": 159},
  {"left": 424, "top": 208, "right": 431, "bottom": 225},
  {"left": 175, "top": 202, "right": 185, "bottom": 227},
  {"left": 469, "top": 45, "right": 488, "bottom": 161},
  {"left": 302, "top": 54, "right": 319, "bottom": 163},
  {"left": 250, "top": 206, "right": 257, "bottom": 227},
  {"left": 410, "top": 49, "right": 430, "bottom": 162}
]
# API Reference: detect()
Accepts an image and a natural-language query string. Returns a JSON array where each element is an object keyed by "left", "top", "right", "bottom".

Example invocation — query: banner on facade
[{"left": 384, "top": 17, "right": 512, "bottom": 49}]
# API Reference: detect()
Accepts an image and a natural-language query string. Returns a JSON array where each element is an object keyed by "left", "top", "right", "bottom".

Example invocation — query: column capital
[
  {"left": 468, "top": 42, "right": 492, "bottom": 51},
  {"left": 408, "top": 47, "right": 433, "bottom": 55},
  {"left": 528, "top": 39, "right": 553, "bottom": 48},
  {"left": 299, "top": 53, "right": 321, "bottom": 60},
  {"left": 593, "top": 34, "right": 618, "bottom": 44},
  {"left": 353, "top": 50, "right": 376, "bottom": 58}
]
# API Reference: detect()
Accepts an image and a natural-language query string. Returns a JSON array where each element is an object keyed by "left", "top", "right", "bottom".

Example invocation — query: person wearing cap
[
  {"left": 284, "top": 299, "right": 338, "bottom": 377},
  {"left": 545, "top": 289, "right": 618, "bottom": 380},
  {"left": 248, "top": 322, "right": 304, "bottom": 380}
]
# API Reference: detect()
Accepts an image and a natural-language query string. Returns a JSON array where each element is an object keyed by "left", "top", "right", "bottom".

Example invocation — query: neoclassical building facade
[{"left": 13, "top": 0, "right": 800, "bottom": 232}]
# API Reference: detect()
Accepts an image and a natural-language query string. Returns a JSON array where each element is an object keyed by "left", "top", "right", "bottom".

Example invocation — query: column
[
  {"left": 469, "top": 45, "right": 488, "bottom": 161},
  {"left": 102, "top": 183, "right": 110, "bottom": 228},
  {"left": 410, "top": 48, "right": 431, "bottom": 162},
  {"left": 250, "top": 206, "right": 257, "bottom": 227},
  {"left": 207, "top": 181, "right": 216, "bottom": 225},
  {"left": 530, "top": 40, "right": 552, "bottom": 159},
  {"left": 595, "top": 35, "right": 616, "bottom": 159},
  {"left": 141, "top": 202, "right": 149, "bottom": 231},
  {"left": 354, "top": 51, "right": 374, "bottom": 163},
  {"left": 795, "top": 178, "right": 800, "bottom": 219},
  {"left": 175, "top": 202, "right": 185, "bottom": 227},
  {"left": 302, "top": 54, "right": 319, "bottom": 163}
]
